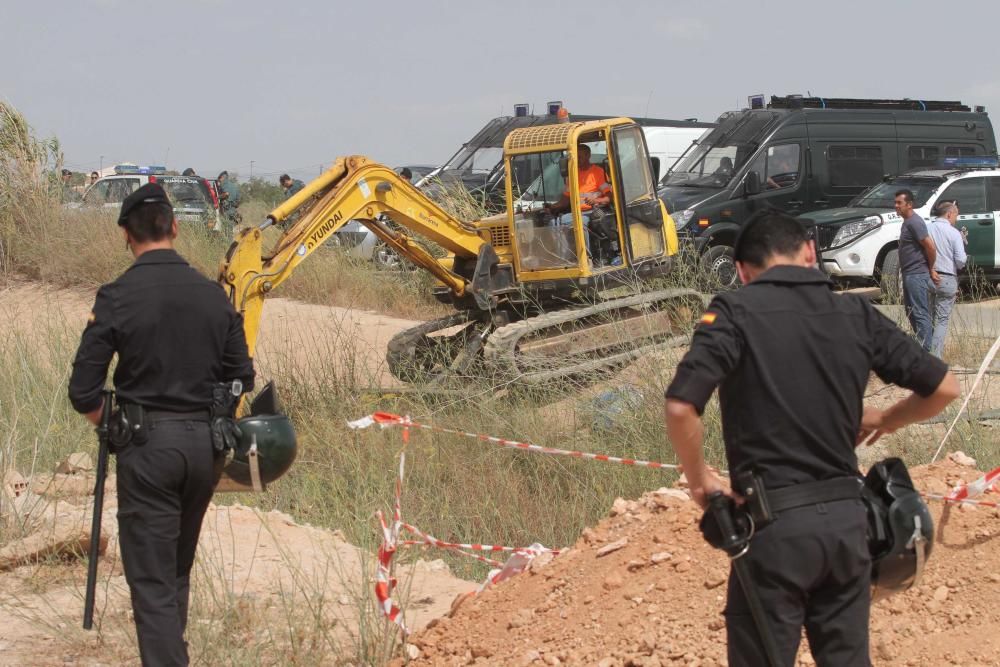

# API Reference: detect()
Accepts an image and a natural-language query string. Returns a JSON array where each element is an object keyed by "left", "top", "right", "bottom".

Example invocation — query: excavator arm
[{"left": 218, "top": 156, "right": 495, "bottom": 358}]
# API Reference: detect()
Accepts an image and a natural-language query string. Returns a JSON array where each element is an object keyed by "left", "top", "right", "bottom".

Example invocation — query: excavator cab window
[
  {"left": 612, "top": 125, "right": 665, "bottom": 260},
  {"left": 512, "top": 149, "right": 578, "bottom": 270}
]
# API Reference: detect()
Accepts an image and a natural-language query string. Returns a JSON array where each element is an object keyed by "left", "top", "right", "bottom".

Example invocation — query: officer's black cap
[{"left": 118, "top": 183, "right": 172, "bottom": 227}]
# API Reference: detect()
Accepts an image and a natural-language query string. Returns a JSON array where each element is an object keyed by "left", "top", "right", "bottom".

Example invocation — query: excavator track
[
  {"left": 386, "top": 313, "right": 488, "bottom": 385},
  {"left": 482, "top": 289, "right": 709, "bottom": 385}
]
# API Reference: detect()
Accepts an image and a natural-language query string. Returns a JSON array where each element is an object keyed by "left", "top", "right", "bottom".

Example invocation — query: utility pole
[{"left": 250, "top": 160, "right": 255, "bottom": 180}]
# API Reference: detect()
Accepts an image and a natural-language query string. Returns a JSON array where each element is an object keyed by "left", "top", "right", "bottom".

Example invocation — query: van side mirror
[
  {"left": 744, "top": 171, "right": 762, "bottom": 197},
  {"left": 651, "top": 157, "right": 661, "bottom": 184}
]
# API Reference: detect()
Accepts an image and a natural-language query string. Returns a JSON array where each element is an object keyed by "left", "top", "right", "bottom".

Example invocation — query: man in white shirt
[{"left": 926, "top": 200, "right": 967, "bottom": 357}]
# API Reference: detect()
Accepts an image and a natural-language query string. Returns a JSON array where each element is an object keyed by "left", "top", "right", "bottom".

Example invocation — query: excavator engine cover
[
  {"left": 862, "top": 457, "right": 934, "bottom": 601},
  {"left": 216, "top": 414, "right": 297, "bottom": 492}
]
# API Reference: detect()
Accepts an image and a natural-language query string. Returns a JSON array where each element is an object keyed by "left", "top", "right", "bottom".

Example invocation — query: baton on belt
[
  {"left": 83, "top": 389, "right": 113, "bottom": 630},
  {"left": 706, "top": 491, "right": 782, "bottom": 667}
]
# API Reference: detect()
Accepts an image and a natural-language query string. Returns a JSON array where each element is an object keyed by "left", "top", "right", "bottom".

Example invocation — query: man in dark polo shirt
[
  {"left": 69, "top": 183, "right": 255, "bottom": 666},
  {"left": 664, "top": 210, "right": 959, "bottom": 666},
  {"left": 896, "top": 189, "right": 937, "bottom": 350}
]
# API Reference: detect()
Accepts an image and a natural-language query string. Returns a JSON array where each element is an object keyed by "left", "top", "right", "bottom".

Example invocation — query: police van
[
  {"left": 806, "top": 156, "right": 1000, "bottom": 293},
  {"left": 78, "top": 165, "right": 221, "bottom": 231},
  {"left": 659, "top": 95, "right": 997, "bottom": 288}
]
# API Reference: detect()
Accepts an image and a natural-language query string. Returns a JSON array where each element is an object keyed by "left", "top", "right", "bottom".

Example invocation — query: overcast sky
[{"left": 4, "top": 0, "right": 999, "bottom": 183}]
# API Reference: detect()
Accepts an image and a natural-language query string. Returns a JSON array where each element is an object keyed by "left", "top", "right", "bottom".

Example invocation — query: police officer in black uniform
[
  {"left": 664, "top": 210, "right": 959, "bottom": 666},
  {"left": 68, "top": 183, "right": 255, "bottom": 667}
]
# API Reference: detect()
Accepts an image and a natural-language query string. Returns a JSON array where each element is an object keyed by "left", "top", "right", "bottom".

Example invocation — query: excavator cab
[{"left": 504, "top": 119, "right": 678, "bottom": 283}]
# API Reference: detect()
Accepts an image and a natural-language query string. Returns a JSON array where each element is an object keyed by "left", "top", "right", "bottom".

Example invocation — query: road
[{"left": 844, "top": 287, "right": 1000, "bottom": 337}]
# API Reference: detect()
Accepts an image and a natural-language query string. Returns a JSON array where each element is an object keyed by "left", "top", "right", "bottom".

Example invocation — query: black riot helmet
[
  {"left": 216, "top": 382, "right": 298, "bottom": 492},
  {"left": 862, "top": 457, "right": 934, "bottom": 601}
]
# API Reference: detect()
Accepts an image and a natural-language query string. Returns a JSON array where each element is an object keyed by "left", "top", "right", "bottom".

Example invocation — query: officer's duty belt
[
  {"left": 767, "top": 477, "right": 861, "bottom": 514},
  {"left": 145, "top": 409, "right": 211, "bottom": 423}
]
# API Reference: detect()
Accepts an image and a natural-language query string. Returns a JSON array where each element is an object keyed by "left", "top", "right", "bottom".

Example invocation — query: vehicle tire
[
  {"left": 701, "top": 244, "right": 740, "bottom": 291},
  {"left": 879, "top": 249, "right": 901, "bottom": 305}
]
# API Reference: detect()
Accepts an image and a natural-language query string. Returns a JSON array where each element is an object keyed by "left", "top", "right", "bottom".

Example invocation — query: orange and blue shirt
[{"left": 564, "top": 164, "right": 611, "bottom": 211}]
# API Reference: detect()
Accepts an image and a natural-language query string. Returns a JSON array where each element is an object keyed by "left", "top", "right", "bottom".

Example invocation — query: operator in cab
[
  {"left": 664, "top": 210, "right": 959, "bottom": 666},
  {"left": 543, "top": 143, "right": 611, "bottom": 225},
  {"left": 68, "top": 183, "right": 255, "bottom": 667}
]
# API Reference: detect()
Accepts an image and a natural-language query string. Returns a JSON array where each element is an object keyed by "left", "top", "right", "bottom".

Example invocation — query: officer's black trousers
[
  {"left": 725, "top": 498, "right": 871, "bottom": 667},
  {"left": 115, "top": 419, "right": 219, "bottom": 667}
]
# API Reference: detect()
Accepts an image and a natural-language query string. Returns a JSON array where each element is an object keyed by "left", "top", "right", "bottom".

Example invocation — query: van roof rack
[{"left": 767, "top": 96, "right": 972, "bottom": 112}]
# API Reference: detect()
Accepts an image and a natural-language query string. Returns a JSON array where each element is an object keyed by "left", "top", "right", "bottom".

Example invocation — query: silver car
[{"left": 331, "top": 165, "right": 435, "bottom": 268}]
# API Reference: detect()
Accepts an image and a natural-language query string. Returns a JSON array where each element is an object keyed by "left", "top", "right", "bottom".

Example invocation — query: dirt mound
[
  {"left": 404, "top": 458, "right": 1000, "bottom": 666},
  {"left": 0, "top": 462, "right": 476, "bottom": 665}
]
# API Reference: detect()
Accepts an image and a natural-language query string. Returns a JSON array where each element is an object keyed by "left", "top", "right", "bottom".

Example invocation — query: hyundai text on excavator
[{"left": 219, "top": 118, "right": 705, "bottom": 386}]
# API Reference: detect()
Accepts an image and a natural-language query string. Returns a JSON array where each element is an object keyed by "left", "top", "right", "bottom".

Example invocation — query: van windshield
[
  {"left": 157, "top": 177, "right": 212, "bottom": 208},
  {"left": 849, "top": 180, "right": 940, "bottom": 209},
  {"left": 662, "top": 110, "right": 779, "bottom": 188}
]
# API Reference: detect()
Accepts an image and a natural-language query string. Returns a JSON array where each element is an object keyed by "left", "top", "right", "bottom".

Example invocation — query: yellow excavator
[{"left": 218, "top": 117, "right": 704, "bottom": 386}]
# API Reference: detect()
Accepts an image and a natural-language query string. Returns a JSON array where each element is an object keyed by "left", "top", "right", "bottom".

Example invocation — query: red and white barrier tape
[
  {"left": 360, "top": 414, "right": 559, "bottom": 633},
  {"left": 917, "top": 465, "right": 1000, "bottom": 510},
  {"left": 400, "top": 540, "right": 505, "bottom": 568},
  {"left": 945, "top": 465, "right": 1000, "bottom": 502},
  {"left": 348, "top": 411, "right": 681, "bottom": 472},
  {"left": 923, "top": 493, "right": 1000, "bottom": 509},
  {"left": 401, "top": 522, "right": 558, "bottom": 558},
  {"left": 372, "top": 418, "right": 411, "bottom": 633}
]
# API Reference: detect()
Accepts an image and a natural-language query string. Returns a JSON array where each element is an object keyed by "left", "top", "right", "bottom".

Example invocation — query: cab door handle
[
  {"left": 814, "top": 199, "right": 830, "bottom": 206},
  {"left": 786, "top": 200, "right": 803, "bottom": 207}
]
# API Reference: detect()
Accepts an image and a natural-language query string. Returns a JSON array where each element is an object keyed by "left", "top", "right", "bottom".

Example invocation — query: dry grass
[{"left": 3, "top": 101, "right": 999, "bottom": 665}]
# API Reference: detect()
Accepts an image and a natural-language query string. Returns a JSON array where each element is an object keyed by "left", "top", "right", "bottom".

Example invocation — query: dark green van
[{"left": 658, "top": 96, "right": 997, "bottom": 287}]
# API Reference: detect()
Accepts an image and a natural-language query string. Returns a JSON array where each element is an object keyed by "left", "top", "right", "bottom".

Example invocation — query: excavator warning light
[
  {"left": 514, "top": 103, "right": 529, "bottom": 117},
  {"left": 547, "top": 101, "right": 564, "bottom": 116}
]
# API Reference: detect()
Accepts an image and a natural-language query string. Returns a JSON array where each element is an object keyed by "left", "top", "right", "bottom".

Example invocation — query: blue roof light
[{"left": 940, "top": 156, "right": 999, "bottom": 169}]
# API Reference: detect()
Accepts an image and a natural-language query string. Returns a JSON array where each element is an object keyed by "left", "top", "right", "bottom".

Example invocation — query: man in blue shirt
[
  {"left": 895, "top": 189, "right": 937, "bottom": 350},
  {"left": 926, "top": 200, "right": 966, "bottom": 357}
]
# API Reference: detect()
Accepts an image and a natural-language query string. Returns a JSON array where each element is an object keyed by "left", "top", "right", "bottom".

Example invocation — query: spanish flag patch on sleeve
[{"left": 699, "top": 312, "right": 717, "bottom": 325}]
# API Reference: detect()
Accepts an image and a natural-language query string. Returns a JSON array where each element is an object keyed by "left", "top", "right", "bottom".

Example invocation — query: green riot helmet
[
  {"left": 216, "top": 414, "right": 297, "bottom": 492},
  {"left": 862, "top": 457, "right": 934, "bottom": 602}
]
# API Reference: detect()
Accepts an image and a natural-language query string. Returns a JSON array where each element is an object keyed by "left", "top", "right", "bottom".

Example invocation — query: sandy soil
[
  {"left": 0, "top": 279, "right": 419, "bottom": 388},
  {"left": 5, "top": 279, "right": 1000, "bottom": 666},
  {"left": 0, "top": 481, "right": 477, "bottom": 666},
  {"left": 404, "top": 457, "right": 1000, "bottom": 666}
]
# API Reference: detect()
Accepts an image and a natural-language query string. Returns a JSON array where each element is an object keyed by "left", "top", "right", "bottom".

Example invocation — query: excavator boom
[{"left": 219, "top": 156, "right": 493, "bottom": 357}]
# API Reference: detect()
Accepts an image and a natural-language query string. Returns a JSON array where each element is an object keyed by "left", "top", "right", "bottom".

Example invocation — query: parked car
[
  {"left": 73, "top": 165, "right": 221, "bottom": 230},
  {"left": 659, "top": 95, "right": 997, "bottom": 288},
  {"left": 330, "top": 165, "right": 436, "bottom": 268},
  {"left": 806, "top": 156, "right": 1000, "bottom": 294}
]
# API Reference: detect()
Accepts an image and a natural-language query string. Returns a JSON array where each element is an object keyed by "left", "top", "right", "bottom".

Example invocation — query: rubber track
[
  {"left": 482, "top": 288, "right": 709, "bottom": 385},
  {"left": 385, "top": 312, "right": 474, "bottom": 383}
]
